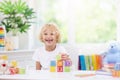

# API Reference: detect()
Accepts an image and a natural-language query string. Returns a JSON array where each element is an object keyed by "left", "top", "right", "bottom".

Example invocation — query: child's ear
[
  {"left": 55, "top": 36, "right": 58, "bottom": 42},
  {"left": 56, "top": 35, "right": 60, "bottom": 43},
  {"left": 40, "top": 35, "right": 43, "bottom": 42},
  {"left": 56, "top": 38, "right": 58, "bottom": 43}
]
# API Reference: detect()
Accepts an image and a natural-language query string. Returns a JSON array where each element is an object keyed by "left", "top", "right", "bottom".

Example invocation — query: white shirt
[{"left": 32, "top": 44, "right": 67, "bottom": 70}]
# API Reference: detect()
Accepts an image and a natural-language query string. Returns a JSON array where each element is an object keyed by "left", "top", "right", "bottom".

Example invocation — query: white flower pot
[
  {"left": 11, "top": 36, "right": 19, "bottom": 50},
  {"left": 5, "top": 36, "right": 19, "bottom": 50}
]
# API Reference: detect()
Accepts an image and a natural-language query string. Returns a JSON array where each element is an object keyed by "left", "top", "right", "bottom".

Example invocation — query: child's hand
[
  {"left": 61, "top": 53, "right": 72, "bottom": 66},
  {"left": 61, "top": 53, "right": 69, "bottom": 61}
]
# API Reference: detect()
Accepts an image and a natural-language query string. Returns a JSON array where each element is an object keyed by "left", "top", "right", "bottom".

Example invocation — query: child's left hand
[{"left": 61, "top": 53, "right": 72, "bottom": 66}]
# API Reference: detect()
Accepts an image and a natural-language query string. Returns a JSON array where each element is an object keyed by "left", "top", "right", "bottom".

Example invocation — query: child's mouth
[{"left": 45, "top": 39, "right": 53, "bottom": 43}]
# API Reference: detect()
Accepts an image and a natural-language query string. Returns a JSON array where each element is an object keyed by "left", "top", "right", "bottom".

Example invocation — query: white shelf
[{"left": 0, "top": 49, "right": 34, "bottom": 54}]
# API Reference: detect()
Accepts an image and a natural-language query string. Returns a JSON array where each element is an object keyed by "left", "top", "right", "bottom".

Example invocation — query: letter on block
[
  {"left": 64, "top": 67, "right": 70, "bottom": 72},
  {"left": 57, "top": 66, "right": 63, "bottom": 72},
  {"left": 56, "top": 54, "right": 61, "bottom": 60},
  {"left": 50, "top": 60, "right": 56, "bottom": 66},
  {"left": 50, "top": 66, "right": 56, "bottom": 72},
  {"left": 57, "top": 60, "right": 63, "bottom": 66},
  {"left": 64, "top": 60, "right": 71, "bottom": 66}
]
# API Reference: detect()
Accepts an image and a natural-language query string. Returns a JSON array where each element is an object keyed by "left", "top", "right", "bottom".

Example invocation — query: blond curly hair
[{"left": 39, "top": 23, "right": 61, "bottom": 43}]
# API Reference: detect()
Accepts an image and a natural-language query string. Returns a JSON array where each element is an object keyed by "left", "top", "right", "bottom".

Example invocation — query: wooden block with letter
[
  {"left": 57, "top": 66, "right": 63, "bottom": 72},
  {"left": 50, "top": 66, "right": 56, "bottom": 72},
  {"left": 57, "top": 60, "right": 63, "bottom": 67}
]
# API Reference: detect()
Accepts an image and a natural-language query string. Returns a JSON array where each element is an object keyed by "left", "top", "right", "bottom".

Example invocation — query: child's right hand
[
  {"left": 61, "top": 53, "right": 69, "bottom": 61},
  {"left": 60, "top": 53, "right": 72, "bottom": 66}
]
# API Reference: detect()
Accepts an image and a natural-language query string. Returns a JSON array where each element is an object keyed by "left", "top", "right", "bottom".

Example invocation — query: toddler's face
[{"left": 42, "top": 29, "right": 57, "bottom": 46}]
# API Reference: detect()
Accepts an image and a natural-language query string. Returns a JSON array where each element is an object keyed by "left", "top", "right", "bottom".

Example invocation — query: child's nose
[{"left": 46, "top": 34, "right": 51, "bottom": 37}]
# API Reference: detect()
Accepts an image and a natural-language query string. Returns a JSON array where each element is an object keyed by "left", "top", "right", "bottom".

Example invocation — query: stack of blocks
[
  {"left": 50, "top": 54, "right": 71, "bottom": 72},
  {"left": 112, "top": 63, "right": 120, "bottom": 77},
  {"left": 0, "top": 27, "right": 5, "bottom": 51}
]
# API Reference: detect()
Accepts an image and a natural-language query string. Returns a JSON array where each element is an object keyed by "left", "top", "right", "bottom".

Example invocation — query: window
[{"left": 27, "top": 0, "right": 119, "bottom": 49}]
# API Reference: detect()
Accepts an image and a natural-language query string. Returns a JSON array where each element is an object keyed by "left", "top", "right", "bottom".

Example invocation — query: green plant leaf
[
  {"left": 14, "top": 0, "right": 27, "bottom": 13},
  {"left": 0, "top": 0, "right": 35, "bottom": 35},
  {"left": 0, "top": 0, "right": 15, "bottom": 14}
]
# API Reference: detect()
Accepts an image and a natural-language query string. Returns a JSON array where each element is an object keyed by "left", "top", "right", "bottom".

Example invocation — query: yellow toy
[{"left": 5, "top": 37, "right": 14, "bottom": 51}]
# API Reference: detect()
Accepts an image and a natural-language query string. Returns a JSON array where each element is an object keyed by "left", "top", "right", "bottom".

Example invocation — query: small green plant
[{"left": 0, "top": 0, "right": 35, "bottom": 36}]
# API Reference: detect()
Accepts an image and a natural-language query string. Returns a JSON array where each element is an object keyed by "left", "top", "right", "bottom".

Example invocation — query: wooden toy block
[
  {"left": 0, "top": 26, "right": 5, "bottom": 50},
  {"left": 1, "top": 55, "right": 8, "bottom": 60},
  {"left": 78, "top": 56, "right": 81, "bottom": 70},
  {"left": 0, "top": 31, "right": 4, "bottom": 34},
  {"left": 89, "top": 55, "right": 93, "bottom": 70},
  {"left": 85, "top": 56, "right": 90, "bottom": 70},
  {"left": 97, "top": 55, "right": 102, "bottom": 69},
  {"left": 0, "top": 34, "right": 4, "bottom": 36},
  {"left": 64, "top": 60, "right": 71, "bottom": 66},
  {"left": 115, "top": 71, "right": 120, "bottom": 77},
  {"left": 0, "top": 42, "right": 4, "bottom": 44},
  {"left": 9, "top": 67, "right": 16, "bottom": 75},
  {"left": 50, "top": 66, "right": 56, "bottom": 72},
  {"left": 0, "top": 45, "right": 4, "bottom": 47},
  {"left": 92, "top": 54, "right": 97, "bottom": 70},
  {"left": 19, "top": 68, "right": 25, "bottom": 74},
  {"left": 0, "top": 29, "right": 4, "bottom": 33},
  {"left": 118, "top": 71, "right": 120, "bottom": 77},
  {"left": 56, "top": 54, "right": 61, "bottom": 60},
  {"left": 0, "top": 27, "right": 4, "bottom": 30},
  {"left": 57, "top": 66, "right": 63, "bottom": 72},
  {"left": 0, "top": 40, "right": 4, "bottom": 43},
  {"left": 57, "top": 60, "right": 63, "bottom": 66},
  {"left": 10, "top": 60, "right": 18, "bottom": 68},
  {"left": 112, "top": 70, "right": 120, "bottom": 77},
  {"left": 112, "top": 70, "right": 116, "bottom": 77},
  {"left": 16, "top": 68, "right": 19, "bottom": 74},
  {"left": 64, "top": 66, "right": 70, "bottom": 72},
  {"left": 50, "top": 60, "right": 56, "bottom": 66},
  {"left": 0, "top": 38, "right": 4, "bottom": 41},
  {"left": 80, "top": 55, "right": 86, "bottom": 70}
]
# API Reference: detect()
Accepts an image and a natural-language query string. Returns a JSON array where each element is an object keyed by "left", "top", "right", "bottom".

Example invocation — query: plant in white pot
[{"left": 0, "top": 0, "right": 35, "bottom": 50}]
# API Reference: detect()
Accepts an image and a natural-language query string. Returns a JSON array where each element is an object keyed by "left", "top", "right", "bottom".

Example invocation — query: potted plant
[
  {"left": 0, "top": 0, "right": 35, "bottom": 36},
  {"left": 0, "top": 0, "right": 35, "bottom": 50}
]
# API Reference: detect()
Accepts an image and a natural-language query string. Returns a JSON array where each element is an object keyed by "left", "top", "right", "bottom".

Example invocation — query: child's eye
[
  {"left": 50, "top": 33, "right": 55, "bottom": 35},
  {"left": 50, "top": 33, "right": 53, "bottom": 35},
  {"left": 44, "top": 33, "right": 48, "bottom": 35}
]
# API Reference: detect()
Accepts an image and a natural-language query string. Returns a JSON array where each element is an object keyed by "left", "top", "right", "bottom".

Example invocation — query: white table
[{"left": 0, "top": 70, "right": 119, "bottom": 80}]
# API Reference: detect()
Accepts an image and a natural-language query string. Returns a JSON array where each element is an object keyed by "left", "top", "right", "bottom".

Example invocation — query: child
[{"left": 32, "top": 23, "right": 72, "bottom": 70}]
